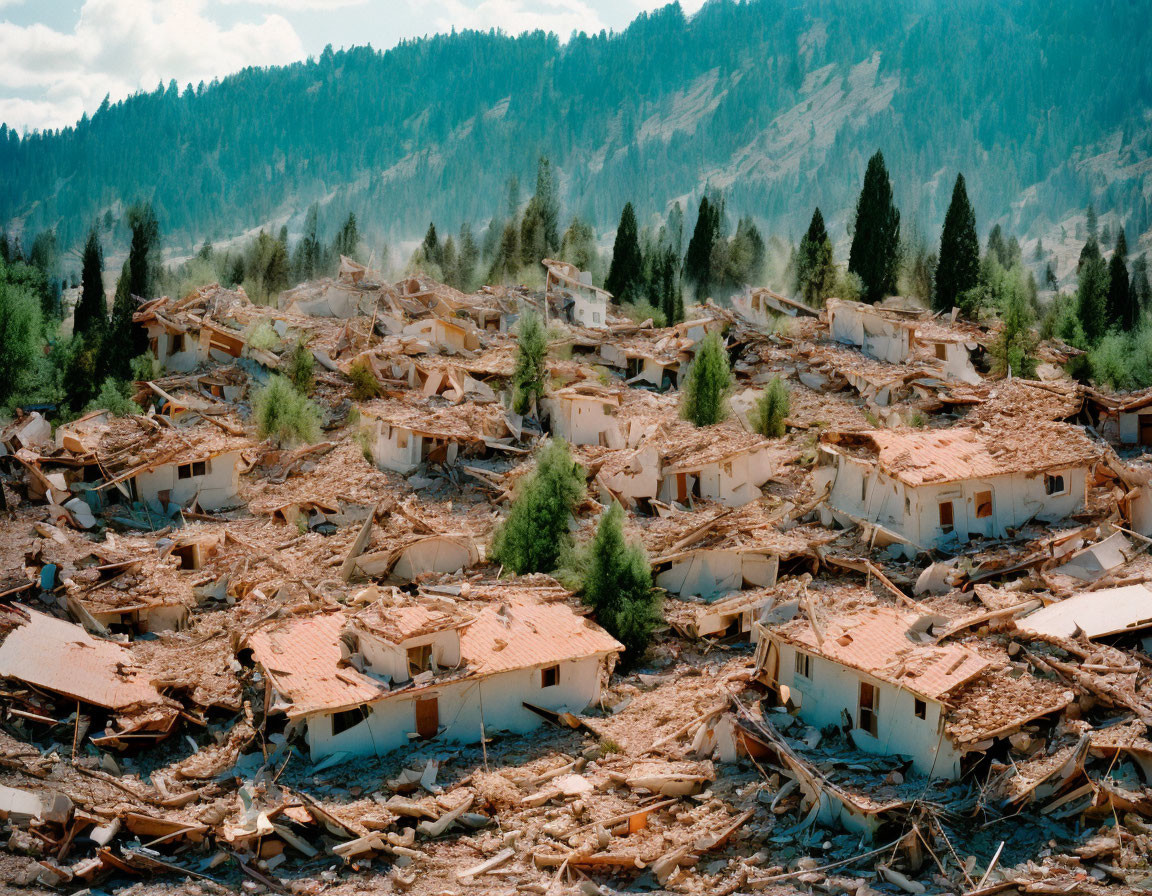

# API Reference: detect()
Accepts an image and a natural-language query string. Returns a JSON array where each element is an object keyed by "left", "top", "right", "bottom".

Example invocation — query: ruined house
[
  {"left": 546, "top": 383, "right": 623, "bottom": 448},
  {"left": 93, "top": 416, "right": 248, "bottom": 513},
  {"left": 827, "top": 298, "right": 919, "bottom": 365},
  {"left": 401, "top": 316, "right": 483, "bottom": 354},
  {"left": 249, "top": 600, "right": 621, "bottom": 759},
  {"left": 357, "top": 398, "right": 517, "bottom": 474},
  {"left": 754, "top": 606, "right": 1073, "bottom": 778},
  {"left": 817, "top": 423, "right": 1102, "bottom": 556},
  {"left": 543, "top": 258, "right": 610, "bottom": 328}
]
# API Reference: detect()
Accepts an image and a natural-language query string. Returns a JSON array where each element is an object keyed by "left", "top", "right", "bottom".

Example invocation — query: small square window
[
  {"left": 975, "top": 490, "right": 992, "bottom": 519},
  {"left": 407, "top": 643, "right": 432, "bottom": 676},
  {"left": 541, "top": 665, "right": 559, "bottom": 688},
  {"left": 935, "top": 343, "right": 947, "bottom": 360},
  {"left": 914, "top": 698, "right": 926, "bottom": 720},
  {"left": 177, "top": 463, "right": 193, "bottom": 480},
  {"left": 192, "top": 460, "right": 207, "bottom": 477},
  {"left": 794, "top": 652, "right": 811, "bottom": 679},
  {"left": 1045, "top": 473, "right": 1067, "bottom": 496},
  {"left": 332, "top": 707, "right": 364, "bottom": 735}
]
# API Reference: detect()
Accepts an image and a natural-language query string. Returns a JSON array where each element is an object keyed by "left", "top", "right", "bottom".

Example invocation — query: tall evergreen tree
[
  {"left": 333, "top": 213, "right": 360, "bottom": 260},
  {"left": 847, "top": 151, "right": 901, "bottom": 303},
  {"left": 680, "top": 332, "right": 731, "bottom": 427},
  {"left": 421, "top": 222, "right": 441, "bottom": 268},
  {"left": 126, "top": 203, "right": 159, "bottom": 302},
  {"left": 1107, "top": 229, "right": 1132, "bottom": 330},
  {"left": 1086, "top": 204, "right": 1098, "bottom": 241},
  {"left": 934, "top": 174, "right": 980, "bottom": 312},
  {"left": 457, "top": 223, "right": 479, "bottom": 291},
  {"left": 107, "top": 259, "right": 136, "bottom": 378},
  {"left": 534, "top": 156, "right": 560, "bottom": 255},
  {"left": 684, "top": 195, "right": 719, "bottom": 298},
  {"left": 795, "top": 207, "right": 835, "bottom": 305},
  {"left": 605, "top": 202, "right": 643, "bottom": 302},
  {"left": 293, "top": 203, "right": 322, "bottom": 281},
  {"left": 1076, "top": 245, "right": 1110, "bottom": 344},
  {"left": 75, "top": 227, "right": 106, "bottom": 339},
  {"left": 1132, "top": 254, "right": 1151, "bottom": 312}
]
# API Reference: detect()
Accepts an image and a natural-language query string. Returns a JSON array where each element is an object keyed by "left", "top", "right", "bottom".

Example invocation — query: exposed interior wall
[
  {"left": 149, "top": 325, "right": 198, "bottom": 373},
  {"left": 362, "top": 417, "right": 424, "bottom": 474},
  {"left": 392, "top": 538, "right": 477, "bottom": 581},
  {"left": 656, "top": 550, "right": 778, "bottom": 598},
  {"left": 547, "top": 397, "right": 623, "bottom": 448}
]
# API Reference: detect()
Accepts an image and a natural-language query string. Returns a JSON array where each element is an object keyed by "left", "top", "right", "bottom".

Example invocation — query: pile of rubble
[{"left": 0, "top": 263, "right": 1150, "bottom": 896}]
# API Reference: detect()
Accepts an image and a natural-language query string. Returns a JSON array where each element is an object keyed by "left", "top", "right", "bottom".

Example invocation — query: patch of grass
[
  {"left": 599, "top": 736, "right": 623, "bottom": 754},
  {"left": 347, "top": 359, "right": 383, "bottom": 401},
  {"left": 247, "top": 320, "right": 282, "bottom": 353},
  {"left": 253, "top": 375, "right": 321, "bottom": 447}
]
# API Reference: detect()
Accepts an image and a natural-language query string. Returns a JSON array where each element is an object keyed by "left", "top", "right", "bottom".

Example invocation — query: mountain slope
[{"left": 2, "top": 0, "right": 1150, "bottom": 258}]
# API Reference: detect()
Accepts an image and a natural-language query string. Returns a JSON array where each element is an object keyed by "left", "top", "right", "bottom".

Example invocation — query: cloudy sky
[{"left": 0, "top": 0, "right": 707, "bottom": 134}]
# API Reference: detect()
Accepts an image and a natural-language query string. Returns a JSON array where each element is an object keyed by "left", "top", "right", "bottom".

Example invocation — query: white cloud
[
  {"left": 418, "top": 0, "right": 608, "bottom": 39},
  {"left": 220, "top": 0, "right": 367, "bottom": 9},
  {"left": 0, "top": 0, "right": 306, "bottom": 133}
]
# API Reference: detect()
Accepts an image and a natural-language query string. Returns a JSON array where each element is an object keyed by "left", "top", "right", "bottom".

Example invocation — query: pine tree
[
  {"left": 512, "top": 309, "right": 547, "bottom": 415},
  {"left": 848, "top": 151, "right": 901, "bottom": 303},
  {"left": 519, "top": 197, "right": 547, "bottom": 268},
  {"left": 1107, "top": 229, "right": 1133, "bottom": 330},
  {"left": 559, "top": 217, "right": 597, "bottom": 273},
  {"left": 293, "top": 203, "right": 322, "bottom": 280},
  {"left": 333, "top": 213, "right": 360, "bottom": 260},
  {"left": 795, "top": 207, "right": 835, "bottom": 305},
  {"left": 458, "top": 223, "right": 479, "bottom": 291},
  {"left": 126, "top": 203, "right": 159, "bottom": 302},
  {"left": 680, "top": 331, "right": 731, "bottom": 427},
  {"left": 604, "top": 202, "right": 643, "bottom": 302},
  {"left": 1077, "top": 247, "right": 1110, "bottom": 345},
  {"left": 1132, "top": 254, "right": 1151, "bottom": 312},
  {"left": 491, "top": 440, "right": 586, "bottom": 575},
  {"left": 934, "top": 174, "right": 980, "bottom": 312},
  {"left": 75, "top": 227, "right": 106, "bottom": 339},
  {"left": 1086, "top": 204, "right": 1098, "bottom": 242},
  {"left": 421, "top": 222, "right": 441, "bottom": 269},
  {"left": 990, "top": 279, "right": 1039, "bottom": 378},
  {"left": 684, "top": 194, "right": 719, "bottom": 298},
  {"left": 488, "top": 222, "right": 521, "bottom": 283},
  {"left": 534, "top": 156, "right": 560, "bottom": 254},
  {"left": 581, "top": 503, "right": 659, "bottom": 661},
  {"left": 750, "top": 376, "right": 790, "bottom": 437},
  {"left": 107, "top": 259, "right": 136, "bottom": 379}
]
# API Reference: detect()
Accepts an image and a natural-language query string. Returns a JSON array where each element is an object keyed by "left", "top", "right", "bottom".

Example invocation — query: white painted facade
[
  {"left": 547, "top": 394, "right": 623, "bottom": 448},
  {"left": 145, "top": 322, "right": 199, "bottom": 373},
  {"left": 818, "top": 451, "right": 1089, "bottom": 556},
  {"left": 656, "top": 549, "right": 779, "bottom": 598},
  {"left": 658, "top": 447, "right": 776, "bottom": 507},
  {"left": 391, "top": 537, "right": 479, "bottom": 581},
  {"left": 131, "top": 450, "right": 243, "bottom": 512},
  {"left": 762, "top": 638, "right": 962, "bottom": 778},
  {"left": 827, "top": 301, "right": 914, "bottom": 365},
  {"left": 303, "top": 655, "right": 604, "bottom": 759},
  {"left": 360, "top": 414, "right": 457, "bottom": 475}
]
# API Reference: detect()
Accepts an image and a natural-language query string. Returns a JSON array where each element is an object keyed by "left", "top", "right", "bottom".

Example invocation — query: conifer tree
[
  {"left": 680, "top": 331, "right": 731, "bottom": 427},
  {"left": 1076, "top": 243, "right": 1110, "bottom": 344},
  {"left": 1107, "top": 229, "right": 1132, "bottom": 330},
  {"left": 1132, "top": 254, "right": 1151, "bottom": 312},
  {"left": 684, "top": 195, "right": 719, "bottom": 298},
  {"left": 796, "top": 207, "right": 835, "bottom": 305},
  {"left": 1086, "top": 204, "right": 1098, "bottom": 242},
  {"left": 75, "top": 227, "right": 106, "bottom": 339},
  {"left": 848, "top": 151, "right": 901, "bottom": 303},
  {"left": 107, "top": 259, "right": 136, "bottom": 379},
  {"left": 519, "top": 197, "right": 547, "bottom": 268},
  {"left": 750, "top": 376, "right": 790, "bottom": 437},
  {"left": 604, "top": 202, "right": 643, "bottom": 302},
  {"left": 534, "top": 156, "right": 560, "bottom": 255},
  {"left": 511, "top": 309, "right": 547, "bottom": 415},
  {"left": 559, "top": 217, "right": 597, "bottom": 273},
  {"left": 333, "top": 213, "right": 360, "bottom": 261},
  {"left": 421, "top": 222, "right": 441, "bottom": 269},
  {"left": 458, "top": 223, "right": 480, "bottom": 291},
  {"left": 934, "top": 174, "right": 980, "bottom": 312},
  {"left": 126, "top": 203, "right": 159, "bottom": 303},
  {"left": 491, "top": 440, "right": 586, "bottom": 575},
  {"left": 581, "top": 503, "right": 660, "bottom": 660}
]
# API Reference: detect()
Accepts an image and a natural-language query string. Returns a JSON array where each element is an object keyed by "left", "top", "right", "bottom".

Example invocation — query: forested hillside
[{"left": 2, "top": 0, "right": 1150, "bottom": 260}]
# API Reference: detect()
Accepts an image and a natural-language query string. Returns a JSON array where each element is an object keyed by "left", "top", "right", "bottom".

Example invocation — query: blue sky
[{"left": 0, "top": 0, "right": 706, "bottom": 134}]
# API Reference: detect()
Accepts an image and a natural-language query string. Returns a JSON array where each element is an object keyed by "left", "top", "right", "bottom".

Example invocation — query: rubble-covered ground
[{"left": 0, "top": 274, "right": 1149, "bottom": 896}]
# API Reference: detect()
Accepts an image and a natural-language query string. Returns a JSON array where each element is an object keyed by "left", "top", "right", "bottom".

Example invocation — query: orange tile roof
[
  {"left": 772, "top": 607, "right": 989, "bottom": 702},
  {"left": 460, "top": 601, "right": 622, "bottom": 676},
  {"left": 0, "top": 605, "right": 170, "bottom": 711},
  {"left": 248, "top": 614, "right": 385, "bottom": 718},
  {"left": 351, "top": 604, "right": 463, "bottom": 645},
  {"left": 833, "top": 423, "right": 1100, "bottom": 487}
]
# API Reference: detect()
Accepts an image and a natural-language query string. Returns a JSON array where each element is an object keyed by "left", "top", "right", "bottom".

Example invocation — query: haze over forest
[{"left": 2, "top": 0, "right": 1150, "bottom": 279}]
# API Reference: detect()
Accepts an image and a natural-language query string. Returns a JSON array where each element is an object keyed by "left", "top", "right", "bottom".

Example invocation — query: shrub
[
  {"left": 750, "top": 375, "right": 790, "bottom": 437},
  {"left": 253, "top": 375, "right": 321, "bottom": 446},
  {"left": 283, "top": 337, "right": 314, "bottom": 394},
  {"left": 347, "top": 359, "right": 382, "bottom": 400},
  {"left": 130, "top": 350, "right": 162, "bottom": 382},
  {"left": 247, "top": 320, "right": 281, "bottom": 352},
  {"left": 512, "top": 309, "right": 548, "bottom": 415},
  {"left": 621, "top": 300, "right": 667, "bottom": 328},
  {"left": 581, "top": 503, "right": 661, "bottom": 661},
  {"left": 490, "top": 439, "right": 586, "bottom": 574},
  {"left": 0, "top": 282, "right": 44, "bottom": 406},
  {"left": 86, "top": 378, "right": 140, "bottom": 417},
  {"left": 680, "top": 331, "right": 731, "bottom": 426}
]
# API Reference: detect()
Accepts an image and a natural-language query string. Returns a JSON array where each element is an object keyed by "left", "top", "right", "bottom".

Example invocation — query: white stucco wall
[
  {"left": 148, "top": 326, "right": 199, "bottom": 373},
  {"left": 659, "top": 448, "right": 774, "bottom": 507},
  {"left": 547, "top": 397, "right": 623, "bottom": 448},
  {"left": 362, "top": 417, "right": 426, "bottom": 474},
  {"left": 826, "top": 453, "right": 1088, "bottom": 552},
  {"left": 1118, "top": 411, "right": 1152, "bottom": 445},
  {"left": 829, "top": 304, "right": 912, "bottom": 364},
  {"left": 770, "top": 641, "right": 961, "bottom": 778},
  {"left": 656, "top": 550, "right": 778, "bottom": 598},
  {"left": 132, "top": 451, "right": 241, "bottom": 511},
  {"left": 303, "top": 656, "right": 607, "bottom": 759}
]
